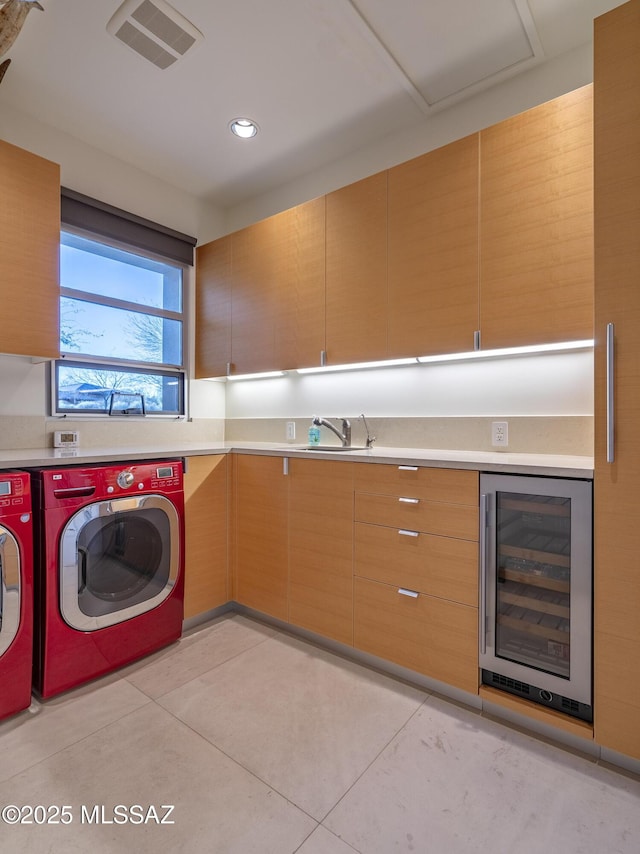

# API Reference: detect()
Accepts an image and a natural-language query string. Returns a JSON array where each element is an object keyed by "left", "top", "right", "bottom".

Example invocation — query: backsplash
[
  {"left": 225, "top": 415, "right": 593, "bottom": 456},
  {"left": 0, "top": 416, "right": 224, "bottom": 451}
]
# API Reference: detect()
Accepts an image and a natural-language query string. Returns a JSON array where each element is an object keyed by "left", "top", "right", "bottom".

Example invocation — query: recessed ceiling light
[{"left": 229, "top": 118, "right": 259, "bottom": 139}]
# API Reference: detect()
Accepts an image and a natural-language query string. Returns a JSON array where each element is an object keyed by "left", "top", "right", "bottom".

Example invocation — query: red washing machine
[
  {"left": 0, "top": 471, "right": 34, "bottom": 721},
  {"left": 32, "top": 460, "right": 184, "bottom": 698}
]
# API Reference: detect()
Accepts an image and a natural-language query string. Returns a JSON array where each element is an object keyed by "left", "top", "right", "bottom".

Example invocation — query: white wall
[
  {"left": 223, "top": 43, "right": 593, "bottom": 232},
  {"left": 225, "top": 351, "right": 593, "bottom": 419},
  {"left": 0, "top": 44, "right": 596, "bottom": 432}
]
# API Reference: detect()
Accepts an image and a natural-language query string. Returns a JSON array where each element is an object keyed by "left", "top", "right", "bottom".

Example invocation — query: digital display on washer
[
  {"left": 0, "top": 481, "right": 11, "bottom": 496},
  {"left": 156, "top": 466, "right": 174, "bottom": 479}
]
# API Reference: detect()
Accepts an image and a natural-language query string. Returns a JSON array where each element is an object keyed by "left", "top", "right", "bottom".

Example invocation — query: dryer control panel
[{"left": 0, "top": 471, "right": 31, "bottom": 516}]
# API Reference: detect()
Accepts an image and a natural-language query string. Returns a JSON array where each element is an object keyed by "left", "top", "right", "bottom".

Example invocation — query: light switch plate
[{"left": 286, "top": 421, "right": 296, "bottom": 441}]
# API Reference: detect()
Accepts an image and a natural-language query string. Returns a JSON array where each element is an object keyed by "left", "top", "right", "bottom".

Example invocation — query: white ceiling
[{"left": 0, "top": 0, "right": 621, "bottom": 209}]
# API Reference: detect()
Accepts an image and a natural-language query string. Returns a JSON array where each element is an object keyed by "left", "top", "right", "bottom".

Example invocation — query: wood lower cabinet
[
  {"left": 593, "top": 0, "right": 640, "bottom": 761},
  {"left": 288, "top": 459, "right": 354, "bottom": 645},
  {"left": 387, "top": 134, "right": 479, "bottom": 358},
  {"left": 233, "top": 455, "right": 289, "bottom": 620},
  {"left": 355, "top": 578, "right": 478, "bottom": 695},
  {"left": 353, "top": 464, "right": 479, "bottom": 693},
  {"left": 479, "top": 85, "right": 594, "bottom": 349},
  {"left": 0, "top": 139, "right": 60, "bottom": 359},
  {"left": 183, "top": 455, "right": 229, "bottom": 619}
]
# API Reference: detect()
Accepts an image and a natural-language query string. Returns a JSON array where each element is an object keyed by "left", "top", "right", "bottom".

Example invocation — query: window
[{"left": 54, "top": 231, "right": 186, "bottom": 416}]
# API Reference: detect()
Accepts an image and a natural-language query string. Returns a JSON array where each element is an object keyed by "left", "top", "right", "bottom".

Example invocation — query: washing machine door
[
  {"left": 0, "top": 526, "right": 21, "bottom": 656},
  {"left": 59, "top": 495, "right": 180, "bottom": 631}
]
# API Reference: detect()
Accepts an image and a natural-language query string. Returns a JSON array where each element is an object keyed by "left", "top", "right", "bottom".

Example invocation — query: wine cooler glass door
[{"left": 496, "top": 490, "right": 572, "bottom": 678}]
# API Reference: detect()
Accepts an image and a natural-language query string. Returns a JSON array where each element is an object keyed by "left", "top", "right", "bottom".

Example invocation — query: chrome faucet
[{"left": 312, "top": 415, "right": 351, "bottom": 447}]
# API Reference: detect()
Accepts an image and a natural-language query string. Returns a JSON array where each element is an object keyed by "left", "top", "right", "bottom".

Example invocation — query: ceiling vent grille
[{"left": 106, "top": 0, "right": 203, "bottom": 70}]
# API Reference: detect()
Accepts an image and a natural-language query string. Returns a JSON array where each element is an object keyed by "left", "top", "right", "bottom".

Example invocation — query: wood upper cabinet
[
  {"left": 387, "top": 134, "right": 480, "bottom": 358},
  {"left": 232, "top": 454, "right": 289, "bottom": 621},
  {"left": 479, "top": 85, "right": 594, "bottom": 349},
  {"left": 229, "top": 197, "right": 325, "bottom": 375},
  {"left": 325, "top": 172, "right": 387, "bottom": 364},
  {"left": 593, "top": 0, "right": 640, "bottom": 761},
  {"left": 273, "top": 197, "right": 326, "bottom": 370},
  {"left": 183, "top": 455, "right": 228, "bottom": 619},
  {"left": 288, "top": 458, "right": 354, "bottom": 645},
  {"left": 0, "top": 140, "right": 60, "bottom": 359},
  {"left": 195, "top": 235, "right": 231, "bottom": 378}
]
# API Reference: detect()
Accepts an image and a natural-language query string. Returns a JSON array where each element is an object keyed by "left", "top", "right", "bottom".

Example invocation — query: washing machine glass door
[
  {"left": 0, "top": 526, "right": 21, "bottom": 656},
  {"left": 60, "top": 495, "right": 179, "bottom": 631}
]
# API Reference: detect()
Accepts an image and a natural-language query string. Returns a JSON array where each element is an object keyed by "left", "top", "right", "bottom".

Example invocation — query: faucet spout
[{"left": 312, "top": 416, "right": 351, "bottom": 446}]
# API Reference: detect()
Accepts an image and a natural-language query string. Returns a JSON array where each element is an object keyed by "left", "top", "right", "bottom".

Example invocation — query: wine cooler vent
[{"left": 491, "top": 673, "right": 531, "bottom": 696}]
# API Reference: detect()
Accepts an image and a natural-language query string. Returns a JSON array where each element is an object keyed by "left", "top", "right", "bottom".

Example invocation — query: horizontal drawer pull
[
  {"left": 398, "top": 588, "right": 419, "bottom": 598},
  {"left": 53, "top": 486, "right": 96, "bottom": 500},
  {"left": 398, "top": 529, "right": 419, "bottom": 538},
  {"left": 398, "top": 466, "right": 419, "bottom": 471},
  {"left": 398, "top": 497, "right": 420, "bottom": 504}
]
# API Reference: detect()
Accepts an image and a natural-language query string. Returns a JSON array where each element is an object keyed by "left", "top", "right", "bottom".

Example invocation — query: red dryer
[
  {"left": 32, "top": 460, "right": 185, "bottom": 698},
  {"left": 0, "top": 471, "right": 34, "bottom": 721}
]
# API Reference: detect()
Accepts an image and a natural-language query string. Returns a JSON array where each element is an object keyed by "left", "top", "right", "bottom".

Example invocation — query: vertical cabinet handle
[
  {"left": 607, "top": 322, "right": 615, "bottom": 463},
  {"left": 283, "top": 457, "right": 289, "bottom": 476},
  {"left": 479, "top": 493, "right": 488, "bottom": 656}
]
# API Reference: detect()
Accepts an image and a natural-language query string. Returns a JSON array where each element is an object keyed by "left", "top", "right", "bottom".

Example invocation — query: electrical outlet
[
  {"left": 286, "top": 421, "right": 296, "bottom": 441},
  {"left": 492, "top": 421, "right": 509, "bottom": 447}
]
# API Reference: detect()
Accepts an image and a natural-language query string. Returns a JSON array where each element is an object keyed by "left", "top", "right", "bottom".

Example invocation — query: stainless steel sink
[{"left": 304, "top": 445, "right": 368, "bottom": 452}]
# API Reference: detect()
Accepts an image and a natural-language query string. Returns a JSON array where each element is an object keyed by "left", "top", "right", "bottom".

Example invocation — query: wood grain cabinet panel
[
  {"left": 195, "top": 235, "right": 232, "bottom": 378},
  {"left": 354, "top": 522, "right": 478, "bottom": 607},
  {"left": 0, "top": 140, "right": 60, "bottom": 359},
  {"left": 325, "top": 172, "right": 387, "bottom": 364},
  {"left": 480, "top": 85, "right": 594, "bottom": 349},
  {"left": 354, "top": 577, "right": 478, "bottom": 694},
  {"left": 593, "top": 0, "right": 640, "bottom": 761},
  {"left": 288, "top": 459, "right": 354, "bottom": 645},
  {"left": 355, "top": 493, "right": 478, "bottom": 541},
  {"left": 387, "top": 134, "right": 480, "bottom": 358},
  {"left": 183, "top": 455, "right": 228, "bottom": 619},
  {"left": 354, "top": 464, "right": 478, "bottom": 506},
  {"left": 273, "top": 197, "right": 326, "bottom": 370},
  {"left": 233, "top": 455, "right": 289, "bottom": 621}
]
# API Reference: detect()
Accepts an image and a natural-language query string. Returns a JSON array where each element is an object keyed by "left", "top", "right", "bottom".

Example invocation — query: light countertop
[{"left": 0, "top": 442, "right": 594, "bottom": 478}]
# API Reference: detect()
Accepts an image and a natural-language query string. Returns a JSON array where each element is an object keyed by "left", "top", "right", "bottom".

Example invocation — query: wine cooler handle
[
  {"left": 479, "top": 493, "right": 488, "bottom": 656},
  {"left": 607, "top": 322, "right": 615, "bottom": 463}
]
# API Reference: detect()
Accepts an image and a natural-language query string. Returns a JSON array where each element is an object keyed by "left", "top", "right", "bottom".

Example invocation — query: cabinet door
[
  {"left": 183, "top": 455, "right": 228, "bottom": 619},
  {"left": 273, "top": 197, "right": 326, "bottom": 370},
  {"left": 388, "top": 134, "right": 479, "bottom": 358},
  {"left": 354, "top": 577, "right": 478, "bottom": 694},
  {"left": 480, "top": 86, "right": 593, "bottom": 349},
  {"left": 233, "top": 455, "right": 289, "bottom": 621},
  {"left": 288, "top": 459, "right": 354, "bottom": 645},
  {"left": 594, "top": 1, "right": 640, "bottom": 761},
  {"left": 231, "top": 199, "right": 325, "bottom": 374},
  {"left": 326, "top": 172, "right": 387, "bottom": 364},
  {"left": 231, "top": 217, "right": 280, "bottom": 374},
  {"left": 195, "top": 235, "right": 232, "bottom": 378},
  {"left": 0, "top": 140, "right": 60, "bottom": 359}
]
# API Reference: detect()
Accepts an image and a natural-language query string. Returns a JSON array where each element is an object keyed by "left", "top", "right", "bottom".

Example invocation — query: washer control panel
[
  {"left": 0, "top": 471, "right": 31, "bottom": 515},
  {"left": 116, "top": 470, "right": 135, "bottom": 489}
]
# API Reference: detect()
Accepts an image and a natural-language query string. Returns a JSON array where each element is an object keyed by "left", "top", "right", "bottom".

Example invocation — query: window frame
[{"left": 52, "top": 225, "right": 190, "bottom": 418}]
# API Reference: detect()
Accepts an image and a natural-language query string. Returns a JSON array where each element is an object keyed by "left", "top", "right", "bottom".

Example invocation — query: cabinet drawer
[
  {"left": 354, "top": 465, "right": 478, "bottom": 505},
  {"left": 355, "top": 492, "right": 478, "bottom": 541},
  {"left": 354, "top": 522, "right": 477, "bottom": 606},
  {"left": 354, "top": 577, "right": 478, "bottom": 694}
]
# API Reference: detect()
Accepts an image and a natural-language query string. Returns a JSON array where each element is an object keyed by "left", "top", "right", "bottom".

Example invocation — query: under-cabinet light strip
[{"left": 220, "top": 340, "right": 594, "bottom": 381}]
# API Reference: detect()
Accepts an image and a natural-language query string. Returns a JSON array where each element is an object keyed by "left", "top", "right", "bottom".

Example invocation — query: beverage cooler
[{"left": 479, "top": 474, "right": 593, "bottom": 722}]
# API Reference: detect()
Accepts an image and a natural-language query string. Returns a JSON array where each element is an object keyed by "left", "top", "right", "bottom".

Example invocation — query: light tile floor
[{"left": 1, "top": 614, "right": 639, "bottom": 853}]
